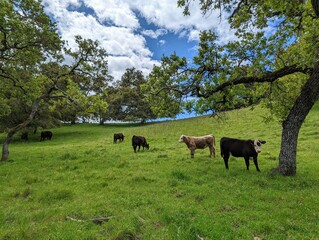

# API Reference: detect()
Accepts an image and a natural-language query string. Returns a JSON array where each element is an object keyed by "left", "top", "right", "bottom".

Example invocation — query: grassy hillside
[{"left": 0, "top": 104, "right": 318, "bottom": 239}]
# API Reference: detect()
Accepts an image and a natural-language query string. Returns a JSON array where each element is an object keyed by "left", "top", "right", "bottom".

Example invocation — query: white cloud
[
  {"left": 187, "top": 29, "right": 201, "bottom": 42},
  {"left": 142, "top": 29, "right": 168, "bottom": 39},
  {"left": 158, "top": 40, "right": 166, "bottom": 46},
  {"left": 83, "top": 0, "right": 139, "bottom": 28},
  {"left": 42, "top": 0, "right": 236, "bottom": 80}
]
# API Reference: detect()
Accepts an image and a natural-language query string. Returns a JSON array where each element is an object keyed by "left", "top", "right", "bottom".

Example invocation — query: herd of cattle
[
  {"left": 21, "top": 130, "right": 266, "bottom": 172},
  {"left": 114, "top": 133, "right": 266, "bottom": 172}
]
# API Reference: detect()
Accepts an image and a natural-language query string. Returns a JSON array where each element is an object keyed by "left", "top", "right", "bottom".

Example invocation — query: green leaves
[
  {"left": 145, "top": 0, "right": 318, "bottom": 118},
  {"left": 0, "top": 0, "right": 112, "bottom": 129},
  {"left": 145, "top": 54, "right": 189, "bottom": 118},
  {"left": 104, "top": 68, "right": 157, "bottom": 122}
]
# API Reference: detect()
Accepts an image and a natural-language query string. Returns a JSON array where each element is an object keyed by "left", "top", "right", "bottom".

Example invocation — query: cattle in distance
[
  {"left": 21, "top": 132, "right": 29, "bottom": 141},
  {"left": 178, "top": 134, "right": 216, "bottom": 158},
  {"left": 132, "top": 135, "right": 149, "bottom": 153},
  {"left": 40, "top": 131, "right": 53, "bottom": 141},
  {"left": 113, "top": 133, "right": 125, "bottom": 143},
  {"left": 220, "top": 137, "right": 266, "bottom": 172}
]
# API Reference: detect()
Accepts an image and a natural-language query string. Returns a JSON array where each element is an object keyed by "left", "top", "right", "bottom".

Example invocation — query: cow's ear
[{"left": 260, "top": 140, "right": 266, "bottom": 144}]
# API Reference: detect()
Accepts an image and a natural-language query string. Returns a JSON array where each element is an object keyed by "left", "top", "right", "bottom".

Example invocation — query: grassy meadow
[{"left": 0, "top": 104, "right": 319, "bottom": 239}]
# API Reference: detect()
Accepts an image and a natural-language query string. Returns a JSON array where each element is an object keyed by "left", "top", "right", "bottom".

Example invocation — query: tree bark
[
  {"left": 279, "top": 61, "right": 319, "bottom": 175},
  {"left": 1, "top": 98, "right": 43, "bottom": 161},
  {"left": 1, "top": 134, "right": 13, "bottom": 161}
]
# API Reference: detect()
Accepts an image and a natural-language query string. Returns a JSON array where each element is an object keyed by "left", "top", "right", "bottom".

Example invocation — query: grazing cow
[
  {"left": 220, "top": 137, "right": 266, "bottom": 172},
  {"left": 21, "top": 132, "right": 28, "bottom": 141},
  {"left": 40, "top": 131, "right": 53, "bottom": 141},
  {"left": 114, "top": 133, "right": 125, "bottom": 143},
  {"left": 132, "top": 135, "right": 149, "bottom": 153},
  {"left": 178, "top": 134, "right": 216, "bottom": 158}
]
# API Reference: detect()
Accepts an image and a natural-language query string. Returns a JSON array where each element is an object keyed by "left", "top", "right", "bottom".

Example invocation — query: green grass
[{"left": 1, "top": 104, "right": 319, "bottom": 239}]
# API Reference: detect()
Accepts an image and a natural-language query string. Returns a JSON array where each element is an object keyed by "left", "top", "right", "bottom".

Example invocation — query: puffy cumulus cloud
[
  {"left": 98, "top": 26, "right": 152, "bottom": 57},
  {"left": 82, "top": 0, "right": 139, "bottom": 28},
  {"left": 142, "top": 29, "right": 168, "bottom": 39},
  {"left": 42, "top": 0, "right": 235, "bottom": 80},
  {"left": 127, "top": 0, "right": 231, "bottom": 36},
  {"left": 42, "top": 0, "right": 154, "bottom": 80},
  {"left": 108, "top": 55, "right": 159, "bottom": 80}
]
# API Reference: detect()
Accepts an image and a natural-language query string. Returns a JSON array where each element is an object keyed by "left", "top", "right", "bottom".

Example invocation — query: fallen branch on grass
[{"left": 66, "top": 216, "right": 116, "bottom": 225}]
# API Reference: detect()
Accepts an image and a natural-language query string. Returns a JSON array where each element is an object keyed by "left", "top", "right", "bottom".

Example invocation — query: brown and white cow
[
  {"left": 220, "top": 137, "right": 266, "bottom": 172},
  {"left": 179, "top": 134, "right": 216, "bottom": 158}
]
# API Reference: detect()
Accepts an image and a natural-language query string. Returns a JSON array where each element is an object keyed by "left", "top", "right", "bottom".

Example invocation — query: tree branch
[
  {"left": 0, "top": 72, "right": 27, "bottom": 94},
  {"left": 199, "top": 65, "right": 310, "bottom": 98}
]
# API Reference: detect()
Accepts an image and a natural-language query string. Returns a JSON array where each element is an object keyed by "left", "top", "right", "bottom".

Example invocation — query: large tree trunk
[
  {"left": 1, "top": 134, "right": 14, "bottom": 161},
  {"left": 279, "top": 61, "right": 319, "bottom": 175},
  {"left": 1, "top": 98, "right": 43, "bottom": 161}
]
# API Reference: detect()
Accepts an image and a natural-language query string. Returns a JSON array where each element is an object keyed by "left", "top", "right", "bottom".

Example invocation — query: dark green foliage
[{"left": 105, "top": 68, "right": 157, "bottom": 123}]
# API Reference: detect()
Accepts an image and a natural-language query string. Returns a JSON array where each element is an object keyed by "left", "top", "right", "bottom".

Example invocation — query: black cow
[
  {"left": 220, "top": 137, "right": 266, "bottom": 172},
  {"left": 114, "top": 133, "right": 125, "bottom": 143},
  {"left": 40, "top": 131, "right": 53, "bottom": 141},
  {"left": 132, "top": 135, "right": 149, "bottom": 153},
  {"left": 21, "top": 132, "right": 29, "bottom": 141}
]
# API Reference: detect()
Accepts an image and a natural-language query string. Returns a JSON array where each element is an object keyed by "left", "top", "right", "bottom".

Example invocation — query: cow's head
[
  {"left": 253, "top": 139, "right": 266, "bottom": 153},
  {"left": 179, "top": 135, "right": 186, "bottom": 143},
  {"left": 145, "top": 143, "right": 150, "bottom": 150}
]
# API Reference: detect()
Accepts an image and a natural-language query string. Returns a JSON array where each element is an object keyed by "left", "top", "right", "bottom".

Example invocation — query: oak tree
[
  {"left": 105, "top": 68, "right": 156, "bottom": 123},
  {"left": 147, "top": 0, "right": 319, "bottom": 175},
  {"left": 0, "top": 0, "right": 110, "bottom": 160}
]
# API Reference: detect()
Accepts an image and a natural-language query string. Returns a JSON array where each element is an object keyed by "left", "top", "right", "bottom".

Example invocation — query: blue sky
[
  {"left": 138, "top": 14, "right": 198, "bottom": 61},
  {"left": 42, "top": 0, "right": 235, "bottom": 80}
]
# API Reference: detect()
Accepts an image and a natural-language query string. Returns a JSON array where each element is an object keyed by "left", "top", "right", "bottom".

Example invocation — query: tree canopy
[
  {"left": 0, "top": 0, "right": 111, "bottom": 160},
  {"left": 146, "top": 0, "right": 319, "bottom": 175},
  {"left": 105, "top": 68, "right": 157, "bottom": 123}
]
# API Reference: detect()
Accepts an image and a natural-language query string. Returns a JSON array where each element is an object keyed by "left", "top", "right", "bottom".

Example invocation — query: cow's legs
[
  {"left": 223, "top": 153, "right": 230, "bottom": 169},
  {"left": 244, "top": 157, "right": 250, "bottom": 170},
  {"left": 253, "top": 156, "right": 260, "bottom": 172},
  {"left": 209, "top": 145, "right": 215, "bottom": 158},
  {"left": 133, "top": 145, "right": 137, "bottom": 153},
  {"left": 138, "top": 144, "right": 141, "bottom": 152},
  {"left": 190, "top": 149, "right": 195, "bottom": 158}
]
